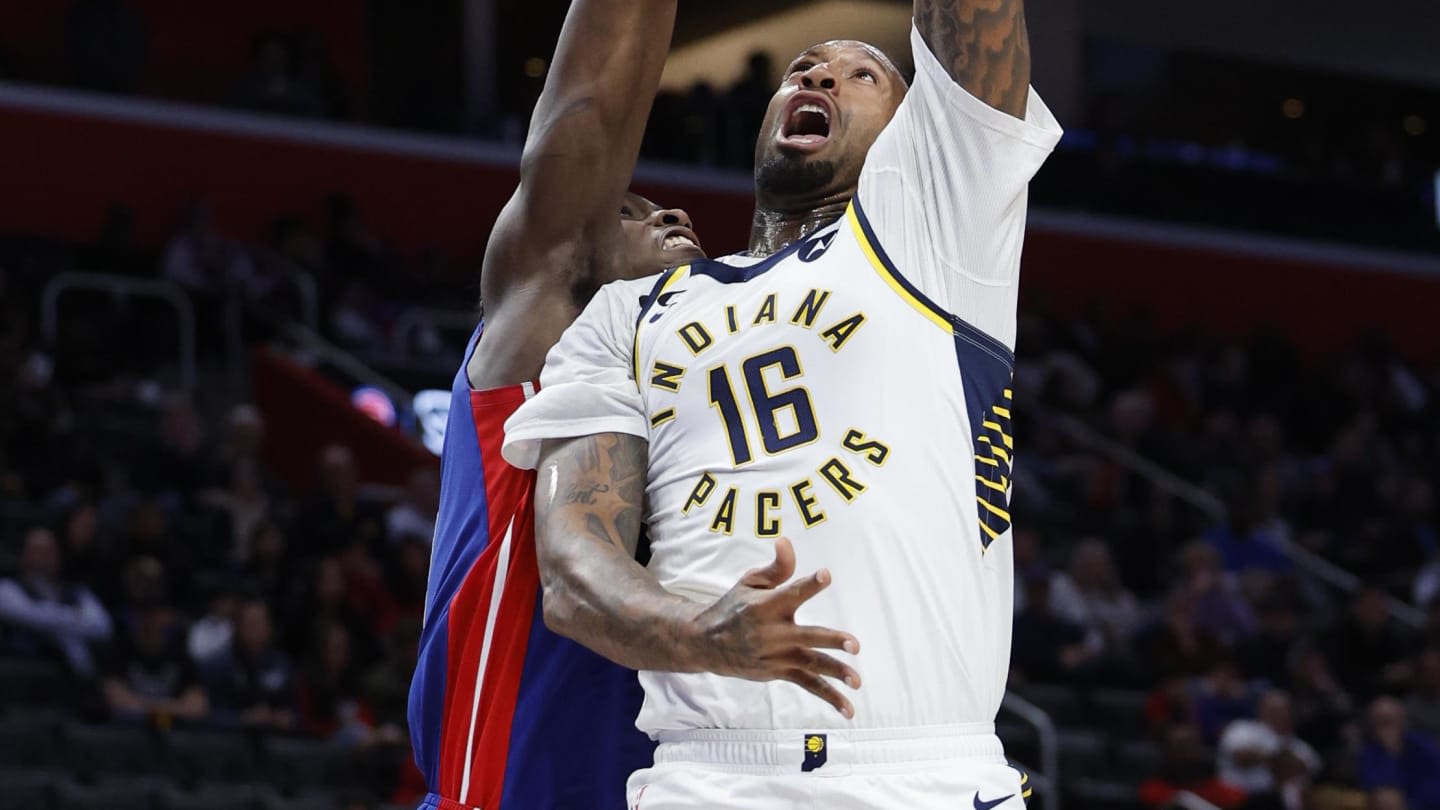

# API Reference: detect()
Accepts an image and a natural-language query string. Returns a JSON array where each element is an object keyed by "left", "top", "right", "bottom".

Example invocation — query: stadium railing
[
  {"left": 1002, "top": 691, "right": 1062, "bottom": 810},
  {"left": 40, "top": 271, "right": 197, "bottom": 391},
  {"left": 1038, "top": 404, "right": 1428, "bottom": 629}
]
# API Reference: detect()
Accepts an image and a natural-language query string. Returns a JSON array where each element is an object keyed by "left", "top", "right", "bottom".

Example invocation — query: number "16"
[{"left": 707, "top": 346, "right": 820, "bottom": 465}]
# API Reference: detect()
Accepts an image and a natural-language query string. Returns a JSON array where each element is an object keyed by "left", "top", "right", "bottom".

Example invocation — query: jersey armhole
[{"left": 848, "top": 198, "right": 1017, "bottom": 551}]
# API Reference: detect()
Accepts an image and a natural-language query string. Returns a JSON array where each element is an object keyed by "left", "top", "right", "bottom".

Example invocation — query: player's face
[
  {"left": 617, "top": 192, "right": 705, "bottom": 278},
  {"left": 754, "top": 41, "right": 907, "bottom": 203}
]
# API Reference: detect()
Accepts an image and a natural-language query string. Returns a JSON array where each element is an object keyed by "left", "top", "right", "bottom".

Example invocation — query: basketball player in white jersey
[{"left": 502, "top": 0, "right": 1061, "bottom": 806}]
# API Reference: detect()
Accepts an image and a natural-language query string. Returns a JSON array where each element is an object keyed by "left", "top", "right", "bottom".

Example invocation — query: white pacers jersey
[{"left": 504, "top": 25, "right": 1061, "bottom": 736}]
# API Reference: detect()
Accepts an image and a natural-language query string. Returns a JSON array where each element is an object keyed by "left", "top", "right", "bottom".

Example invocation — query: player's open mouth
[
  {"left": 778, "top": 94, "right": 832, "bottom": 150},
  {"left": 660, "top": 226, "right": 703, "bottom": 255}
]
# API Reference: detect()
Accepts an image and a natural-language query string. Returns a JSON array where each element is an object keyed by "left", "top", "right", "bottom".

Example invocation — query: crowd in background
[
  {"left": 0, "top": 3, "right": 1437, "bottom": 810},
  {"left": 6, "top": 192, "right": 1440, "bottom": 809},
  {"left": 1004, "top": 299, "right": 1440, "bottom": 809},
  {"left": 1, "top": 229, "right": 439, "bottom": 805}
]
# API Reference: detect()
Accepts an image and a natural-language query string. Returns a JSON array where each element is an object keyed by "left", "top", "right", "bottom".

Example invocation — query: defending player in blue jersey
[{"left": 403, "top": 0, "right": 710, "bottom": 807}]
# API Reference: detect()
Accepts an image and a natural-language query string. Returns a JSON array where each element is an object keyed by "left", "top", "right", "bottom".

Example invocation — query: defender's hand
[{"left": 686, "top": 537, "right": 862, "bottom": 718}]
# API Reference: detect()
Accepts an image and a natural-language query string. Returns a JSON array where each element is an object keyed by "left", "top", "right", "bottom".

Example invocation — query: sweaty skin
[{"left": 532, "top": 0, "right": 1034, "bottom": 715}]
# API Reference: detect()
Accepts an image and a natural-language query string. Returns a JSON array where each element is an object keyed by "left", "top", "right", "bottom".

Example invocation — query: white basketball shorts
[{"left": 625, "top": 724, "right": 1030, "bottom": 810}]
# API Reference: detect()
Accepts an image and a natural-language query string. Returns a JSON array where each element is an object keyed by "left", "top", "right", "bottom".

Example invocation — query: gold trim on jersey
[
  {"left": 633, "top": 265, "right": 691, "bottom": 386},
  {"left": 845, "top": 205, "right": 951, "bottom": 333}
]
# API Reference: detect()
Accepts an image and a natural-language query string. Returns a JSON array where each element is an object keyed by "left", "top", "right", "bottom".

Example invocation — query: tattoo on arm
[
  {"left": 543, "top": 433, "right": 646, "bottom": 558},
  {"left": 534, "top": 433, "right": 704, "bottom": 672},
  {"left": 915, "top": 0, "right": 1031, "bottom": 118},
  {"left": 564, "top": 482, "right": 610, "bottom": 505}
]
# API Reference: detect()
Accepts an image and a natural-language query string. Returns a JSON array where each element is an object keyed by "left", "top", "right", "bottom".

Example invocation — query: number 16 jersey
[{"left": 503, "top": 25, "right": 1062, "bottom": 737}]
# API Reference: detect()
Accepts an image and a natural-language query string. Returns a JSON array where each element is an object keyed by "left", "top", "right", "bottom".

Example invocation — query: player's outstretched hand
[{"left": 686, "top": 537, "right": 861, "bottom": 718}]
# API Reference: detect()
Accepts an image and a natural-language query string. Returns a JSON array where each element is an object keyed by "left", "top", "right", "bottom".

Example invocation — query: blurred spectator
[
  {"left": 161, "top": 201, "right": 251, "bottom": 307},
  {"left": 1358, "top": 697, "right": 1440, "bottom": 810},
  {"left": 65, "top": 0, "right": 147, "bottom": 94},
  {"left": 323, "top": 195, "right": 388, "bottom": 346},
  {"left": 1136, "top": 588, "right": 1226, "bottom": 680},
  {"left": 288, "top": 555, "right": 377, "bottom": 665},
  {"left": 58, "top": 498, "right": 106, "bottom": 587},
  {"left": 1217, "top": 690, "right": 1321, "bottom": 808},
  {"left": 294, "top": 28, "right": 350, "bottom": 120},
  {"left": 1289, "top": 645, "right": 1356, "bottom": 753},
  {"left": 385, "top": 535, "right": 431, "bottom": 630},
  {"left": 243, "top": 521, "right": 296, "bottom": 609},
  {"left": 1308, "top": 786, "right": 1368, "bottom": 810},
  {"left": 1145, "top": 677, "right": 1195, "bottom": 736},
  {"left": 387, "top": 467, "right": 438, "bottom": 546},
  {"left": 117, "top": 554, "right": 170, "bottom": 621},
  {"left": 1329, "top": 588, "right": 1415, "bottom": 701},
  {"left": 136, "top": 397, "right": 209, "bottom": 497},
  {"left": 103, "top": 603, "right": 208, "bottom": 724},
  {"left": 1049, "top": 538, "right": 1145, "bottom": 650},
  {"left": 1406, "top": 649, "right": 1440, "bottom": 739},
  {"left": 217, "top": 403, "right": 267, "bottom": 469},
  {"left": 84, "top": 202, "right": 147, "bottom": 277},
  {"left": 1138, "top": 723, "right": 1248, "bottom": 810},
  {"left": 339, "top": 541, "right": 401, "bottom": 638},
  {"left": 362, "top": 619, "right": 420, "bottom": 741},
  {"left": 228, "top": 32, "right": 325, "bottom": 117},
  {"left": 296, "top": 621, "right": 372, "bottom": 743},
  {"left": 1416, "top": 558, "right": 1440, "bottom": 612},
  {"left": 1204, "top": 477, "right": 1294, "bottom": 575},
  {"left": 1191, "top": 657, "right": 1262, "bottom": 744},
  {"left": 187, "top": 582, "right": 237, "bottom": 664},
  {"left": 117, "top": 497, "right": 192, "bottom": 607},
  {"left": 1179, "top": 541, "right": 1256, "bottom": 644},
  {"left": 201, "top": 597, "right": 295, "bottom": 730},
  {"left": 0, "top": 526, "right": 112, "bottom": 676},
  {"left": 1010, "top": 527, "right": 1048, "bottom": 614},
  {"left": 1011, "top": 570, "right": 1102, "bottom": 683},
  {"left": 294, "top": 445, "right": 386, "bottom": 556},
  {"left": 1370, "top": 788, "right": 1410, "bottom": 810},
  {"left": 324, "top": 194, "right": 384, "bottom": 290},
  {"left": 1236, "top": 597, "right": 1302, "bottom": 685},
  {"left": 200, "top": 456, "right": 271, "bottom": 563}
]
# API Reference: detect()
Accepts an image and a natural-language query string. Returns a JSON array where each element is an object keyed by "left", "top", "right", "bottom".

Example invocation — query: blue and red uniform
[{"left": 409, "top": 327, "right": 653, "bottom": 810}]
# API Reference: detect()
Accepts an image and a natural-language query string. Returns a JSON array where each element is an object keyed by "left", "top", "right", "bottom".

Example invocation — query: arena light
[
  {"left": 1434, "top": 169, "right": 1440, "bottom": 232},
  {"left": 352, "top": 386, "right": 397, "bottom": 427},
  {"left": 414, "top": 389, "right": 451, "bottom": 456}
]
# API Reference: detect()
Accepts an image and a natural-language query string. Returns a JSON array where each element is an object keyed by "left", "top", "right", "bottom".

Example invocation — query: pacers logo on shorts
[{"left": 801, "top": 734, "right": 827, "bottom": 772}]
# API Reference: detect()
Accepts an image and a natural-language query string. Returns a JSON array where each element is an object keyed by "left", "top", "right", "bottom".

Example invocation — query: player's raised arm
[
  {"left": 914, "top": 0, "right": 1031, "bottom": 118},
  {"left": 532, "top": 431, "right": 863, "bottom": 718},
  {"left": 481, "top": 0, "right": 678, "bottom": 308}
]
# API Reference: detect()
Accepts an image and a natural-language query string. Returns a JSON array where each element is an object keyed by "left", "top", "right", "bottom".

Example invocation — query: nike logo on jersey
[
  {"left": 648, "top": 289, "right": 687, "bottom": 322},
  {"left": 974, "top": 792, "right": 1014, "bottom": 810}
]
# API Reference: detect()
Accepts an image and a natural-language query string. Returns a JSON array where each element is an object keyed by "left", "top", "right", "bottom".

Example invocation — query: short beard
[{"left": 754, "top": 153, "right": 838, "bottom": 198}]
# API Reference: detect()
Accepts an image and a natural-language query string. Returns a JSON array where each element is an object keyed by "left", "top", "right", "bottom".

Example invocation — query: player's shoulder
[
  {"left": 586, "top": 271, "right": 669, "bottom": 326},
  {"left": 605, "top": 271, "right": 669, "bottom": 301}
]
